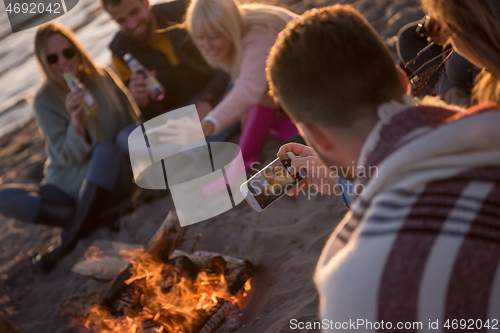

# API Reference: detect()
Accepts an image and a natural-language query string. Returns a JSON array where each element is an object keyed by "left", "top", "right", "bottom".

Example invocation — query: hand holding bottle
[
  {"left": 65, "top": 88, "right": 85, "bottom": 117},
  {"left": 65, "top": 89, "right": 90, "bottom": 142},
  {"left": 128, "top": 70, "right": 157, "bottom": 108},
  {"left": 124, "top": 54, "right": 165, "bottom": 103},
  {"left": 64, "top": 72, "right": 99, "bottom": 117}
]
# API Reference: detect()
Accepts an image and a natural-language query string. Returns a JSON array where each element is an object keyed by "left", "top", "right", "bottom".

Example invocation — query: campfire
[{"left": 65, "top": 210, "right": 253, "bottom": 333}]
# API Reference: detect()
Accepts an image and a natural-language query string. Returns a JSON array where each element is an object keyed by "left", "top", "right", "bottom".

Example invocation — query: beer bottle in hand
[
  {"left": 64, "top": 72, "right": 100, "bottom": 117},
  {"left": 124, "top": 53, "right": 166, "bottom": 101}
]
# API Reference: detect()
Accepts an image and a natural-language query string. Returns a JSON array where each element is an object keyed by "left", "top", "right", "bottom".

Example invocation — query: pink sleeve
[{"left": 206, "top": 29, "right": 275, "bottom": 134}]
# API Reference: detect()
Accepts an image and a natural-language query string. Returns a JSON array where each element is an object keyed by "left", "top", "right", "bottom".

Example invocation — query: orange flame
[
  {"left": 119, "top": 247, "right": 145, "bottom": 262},
  {"left": 71, "top": 251, "right": 251, "bottom": 333}
]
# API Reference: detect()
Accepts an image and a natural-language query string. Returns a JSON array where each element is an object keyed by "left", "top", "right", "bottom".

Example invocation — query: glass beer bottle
[
  {"left": 64, "top": 72, "right": 100, "bottom": 117},
  {"left": 124, "top": 53, "right": 166, "bottom": 101}
]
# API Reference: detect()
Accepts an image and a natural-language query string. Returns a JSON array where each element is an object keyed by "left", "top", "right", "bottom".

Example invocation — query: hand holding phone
[
  {"left": 240, "top": 151, "right": 307, "bottom": 213},
  {"left": 276, "top": 143, "right": 340, "bottom": 196}
]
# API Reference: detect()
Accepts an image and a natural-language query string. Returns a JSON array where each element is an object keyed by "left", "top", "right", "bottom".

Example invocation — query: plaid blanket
[{"left": 315, "top": 101, "right": 500, "bottom": 331}]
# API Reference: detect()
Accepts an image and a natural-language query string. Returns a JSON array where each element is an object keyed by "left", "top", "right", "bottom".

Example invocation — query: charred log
[
  {"left": 196, "top": 299, "right": 236, "bottom": 333},
  {"left": 208, "top": 256, "right": 226, "bottom": 276},
  {"left": 226, "top": 260, "right": 253, "bottom": 295},
  {"left": 168, "top": 256, "right": 199, "bottom": 282}
]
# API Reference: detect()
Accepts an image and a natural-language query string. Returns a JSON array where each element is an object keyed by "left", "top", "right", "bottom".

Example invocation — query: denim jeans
[
  {"left": 338, "top": 177, "right": 355, "bottom": 209},
  {"left": 0, "top": 126, "right": 136, "bottom": 224}
]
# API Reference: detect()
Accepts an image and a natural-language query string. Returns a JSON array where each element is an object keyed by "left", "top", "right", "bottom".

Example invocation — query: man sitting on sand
[
  {"left": 267, "top": 5, "right": 500, "bottom": 328},
  {"left": 102, "top": 0, "right": 230, "bottom": 120}
]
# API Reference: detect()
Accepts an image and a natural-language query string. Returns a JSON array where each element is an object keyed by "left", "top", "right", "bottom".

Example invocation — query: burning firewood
[
  {"left": 196, "top": 299, "right": 236, "bottom": 333},
  {"left": 63, "top": 209, "right": 253, "bottom": 333},
  {"left": 61, "top": 209, "right": 188, "bottom": 318},
  {"left": 146, "top": 210, "right": 189, "bottom": 262},
  {"left": 104, "top": 209, "right": 189, "bottom": 316}
]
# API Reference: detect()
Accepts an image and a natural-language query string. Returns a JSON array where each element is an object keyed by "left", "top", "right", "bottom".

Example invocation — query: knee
[
  {"left": 0, "top": 186, "right": 39, "bottom": 222},
  {"left": 89, "top": 142, "right": 123, "bottom": 169},
  {"left": 92, "top": 142, "right": 120, "bottom": 161},
  {"left": 0, "top": 185, "right": 31, "bottom": 208},
  {"left": 86, "top": 143, "right": 129, "bottom": 188},
  {"left": 94, "top": 141, "right": 116, "bottom": 153},
  {"left": 116, "top": 123, "right": 140, "bottom": 155},
  {"left": 0, "top": 187, "right": 11, "bottom": 212}
]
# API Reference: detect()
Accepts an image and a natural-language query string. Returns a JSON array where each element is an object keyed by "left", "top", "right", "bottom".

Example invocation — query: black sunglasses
[{"left": 46, "top": 47, "right": 77, "bottom": 65}]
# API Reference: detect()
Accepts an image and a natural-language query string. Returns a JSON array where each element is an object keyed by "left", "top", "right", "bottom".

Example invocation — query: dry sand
[{"left": 0, "top": 0, "right": 423, "bottom": 332}]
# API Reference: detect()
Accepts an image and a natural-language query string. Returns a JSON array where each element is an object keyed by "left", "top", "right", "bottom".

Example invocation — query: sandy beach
[{"left": 0, "top": 0, "right": 423, "bottom": 331}]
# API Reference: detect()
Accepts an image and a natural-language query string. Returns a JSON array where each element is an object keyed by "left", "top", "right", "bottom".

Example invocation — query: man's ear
[
  {"left": 143, "top": 0, "right": 150, "bottom": 8},
  {"left": 297, "top": 120, "right": 335, "bottom": 155}
]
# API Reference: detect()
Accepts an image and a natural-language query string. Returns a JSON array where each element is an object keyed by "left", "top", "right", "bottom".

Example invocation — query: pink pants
[
  {"left": 239, "top": 104, "right": 298, "bottom": 172},
  {"left": 203, "top": 104, "right": 298, "bottom": 196}
]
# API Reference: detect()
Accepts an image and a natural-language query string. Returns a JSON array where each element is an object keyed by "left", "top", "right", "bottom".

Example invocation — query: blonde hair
[
  {"left": 185, "top": 0, "right": 295, "bottom": 79},
  {"left": 34, "top": 22, "right": 135, "bottom": 141},
  {"left": 421, "top": 0, "right": 500, "bottom": 105}
]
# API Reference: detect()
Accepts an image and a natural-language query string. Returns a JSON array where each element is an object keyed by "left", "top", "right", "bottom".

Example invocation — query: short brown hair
[{"left": 267, "top": 5, "right": 404, "bottom": 129}]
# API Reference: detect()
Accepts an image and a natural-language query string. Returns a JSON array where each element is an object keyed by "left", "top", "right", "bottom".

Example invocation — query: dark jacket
[{"left": 109, "top": 0, "right": 230, "bottom": 119}]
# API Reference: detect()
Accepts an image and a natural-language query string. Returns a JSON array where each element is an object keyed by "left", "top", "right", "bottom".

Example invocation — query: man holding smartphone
[{"left": 267, "top": 4, "right": 500, "bottom": 331}]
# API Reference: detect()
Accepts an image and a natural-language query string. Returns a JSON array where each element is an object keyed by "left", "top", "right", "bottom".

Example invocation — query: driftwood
[
  {"left": 60, "top": 209, "right": 187, "bottom": 318},
  {"left": 71, "top": 240, "right": 144, "bottom": 280},
  {"left": 146, "top": 210, "right": 189, "bottom": 263}
]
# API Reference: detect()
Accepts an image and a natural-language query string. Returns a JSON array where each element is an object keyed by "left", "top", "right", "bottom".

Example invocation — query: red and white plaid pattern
[{"left": 315, "top": 102, "right": 500, "bottom": 332}]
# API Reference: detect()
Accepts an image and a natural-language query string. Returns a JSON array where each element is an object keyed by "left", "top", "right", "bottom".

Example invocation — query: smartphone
[{"left": 240, "top": 152, "right": 307, "bottom": 213}]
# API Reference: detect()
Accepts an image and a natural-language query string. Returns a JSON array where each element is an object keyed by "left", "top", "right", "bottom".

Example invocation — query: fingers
[
  {"left": 289, "top": 155, "right": 317, "bottom": 175},
  {"left": 130, "top": 85, "right": 149, "bottom": 95},
  {"left": 129, "top": 71, "right": 148, "bottom": 84},
  {"left": 67, "top": 89, "right": 84, "bottom": 104},
  {"left": 73, "top": 104, "right": 84, "bottom": 117},
  {"left": 277, "top": 142, "right": 311, "bottom": 158},
  {"left": 156, "top": 126, "right": 187, "bottom": 136},
  {"left": 129, "top": 73, "right": 149, "bottom": 100},
  {"left": 287, "top": 179, "right": 309, "bottom": 197},
  {"left": 158, "top": 135, "right": 185, "bottom": 144},
  {"left": 129, "top": 83, "right": 148, "bottom": 96},
  {"left": 158, "top": 133, "right": 203, "bottom": 145},
  {"left": 66, "top": 90, "right": 85, "bottom": 113}
]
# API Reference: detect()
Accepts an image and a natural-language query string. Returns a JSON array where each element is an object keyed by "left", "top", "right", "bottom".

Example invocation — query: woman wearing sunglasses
[
  {"left": 0, "top": 22, "right": 141, "bottom": 272},
  {"left": 421, "top": 0, "right": 500, "bottom": 106}
]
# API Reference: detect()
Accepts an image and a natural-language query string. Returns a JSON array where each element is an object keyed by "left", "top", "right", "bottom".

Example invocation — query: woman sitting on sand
[
  {"left": 0, "top": 22, "right": 141, "bottom": 272},
  {"left": 171, "top": 0, "right": 299, "bottom": 193}
]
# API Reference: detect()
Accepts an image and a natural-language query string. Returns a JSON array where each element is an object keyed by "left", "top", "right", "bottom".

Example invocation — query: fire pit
[{"left": 66, "top": 210, "right": 253, "bottom": 333}]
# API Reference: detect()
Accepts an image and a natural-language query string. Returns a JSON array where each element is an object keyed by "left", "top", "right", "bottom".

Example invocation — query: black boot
[
  {"left": 33, "top": 180, "right": 110, "bottom": 273},
  {"left": 34, "top": 200, "right": 74, "bottom": 228}
]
